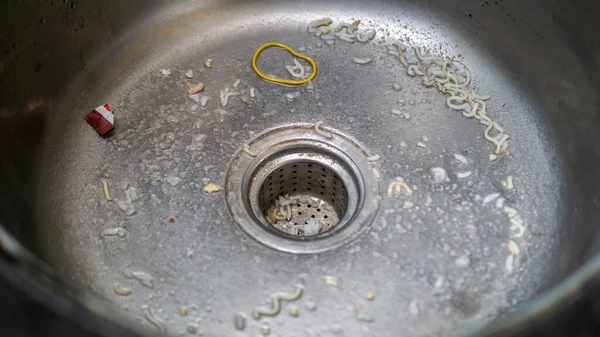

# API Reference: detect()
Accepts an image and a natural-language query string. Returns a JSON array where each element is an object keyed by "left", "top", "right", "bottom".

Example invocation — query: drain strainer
[{"left": 225, "top": 123, "right": 381, "bottom": 254}]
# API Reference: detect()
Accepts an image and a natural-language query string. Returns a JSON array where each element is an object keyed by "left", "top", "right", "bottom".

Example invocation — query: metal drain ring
[{"left": 225, "top": 123, "right": 381, "bottom": 254}]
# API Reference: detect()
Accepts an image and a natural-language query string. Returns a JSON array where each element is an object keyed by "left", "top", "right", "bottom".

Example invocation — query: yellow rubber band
[{"left": 252, "top": 42, "right": 317, "bottom": 85}]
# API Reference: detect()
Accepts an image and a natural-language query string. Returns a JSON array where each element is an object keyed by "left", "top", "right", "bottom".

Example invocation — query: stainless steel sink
[{"left": 1, "top": 0, "right": 600, "bottom": 336}]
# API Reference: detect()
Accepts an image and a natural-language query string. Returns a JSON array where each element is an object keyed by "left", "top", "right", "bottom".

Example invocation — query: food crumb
[
  {"left": 261, "top": 325, "right": 271, "bottom": 336},
  {"left": 325, "top": 276, "right": 339, "bottom": 287},
  {"left": 101, "top": 179, "right": 113, "bottom": 201},
  {"left": 188, "top": 82, "right": 205, "bottom": 95},
  {"left": 179, "top": 306, "right": 188, "bottom": 316},
  {"left": 186, "top": 251, "right": 193, "bottom": 259},
  {"left": 366, "top": 293, "right": 375, "bottom": 301},
  {"left": 113, "top": 283, "right": 132, "bottom": 296},
  {"left": 152, "top": 173, "right": 160, "bottom": 180},
  {"left": 290, "top": 307, "right": 299, "bottom": 317},
  {"left": 205, "top": 59, "right": 213, "bottom": 68},
  {"left": 203, "top": 183, "right": 221, "bottom": 194},
  {"left": 168, "top": 217, "right": 176, "bottom": 224}
]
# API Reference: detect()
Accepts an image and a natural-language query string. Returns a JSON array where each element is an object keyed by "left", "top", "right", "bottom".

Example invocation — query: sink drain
[
  {"left": 258, "top": 150, "right": 355, "bottom": 237},
  {"left": 225, "top": 123, "right": 381, "bottom": 254}
]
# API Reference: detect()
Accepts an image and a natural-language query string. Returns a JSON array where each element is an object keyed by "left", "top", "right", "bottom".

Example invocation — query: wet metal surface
[{"left": 0, "top": 0, "right": 593, "bottom": 336}]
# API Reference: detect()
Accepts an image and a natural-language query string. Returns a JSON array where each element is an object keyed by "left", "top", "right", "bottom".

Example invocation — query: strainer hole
[
  {"left": 307, "top": 205, "right": 312, "bottom": 208},
  {"left": 320, "top": 192, "right": 325, "bottom": 195},
  {"left": 311, "top": 215, "right": 316, "bottom": 218},
  {"left": 317, "top": 209, "right": 321, "bottom": 212},
  {"left": 324, "top": 215, "right": 328, "bottom": 219}
]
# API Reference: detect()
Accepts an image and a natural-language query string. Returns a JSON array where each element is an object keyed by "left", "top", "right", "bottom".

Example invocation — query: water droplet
[
  {"left": 187, "top": 323, "right": 198, "bottom": 334},
  {"left": 455, "top": 255, "right": 471, "bottom": 268},
  {"left": 434, "top": 276, "right": 445, "bottom": 289},
  {"left": 409, "top": 300, "right": 420, "bottom": 315},
  {"left": 166, "top": 176, "right": 181, "bottom": 187},
  {"left": 357, "top": 312, "right": 375, "bottom": 323},
  {"left": 191, "top": 134, "right": 206, "bottom": 149},
  {"left": 330, "top": 325, "right": 344, "bottom": 334},
  {"left": 233, "top": 314, "right": 246, "bottom": 331}
]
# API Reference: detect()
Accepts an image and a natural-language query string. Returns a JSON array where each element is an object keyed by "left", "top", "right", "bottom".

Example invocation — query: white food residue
[
  {"left": 353, "top": 57, "right": 373, "bottom": 65},
  {"left": 430, "top": 167, "right": 448, "bottom": 184}
]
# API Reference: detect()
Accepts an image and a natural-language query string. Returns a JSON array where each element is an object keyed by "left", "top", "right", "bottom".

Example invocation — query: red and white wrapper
[{"left": 85, "top": 104, "right": 115, "bottom": 136}]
